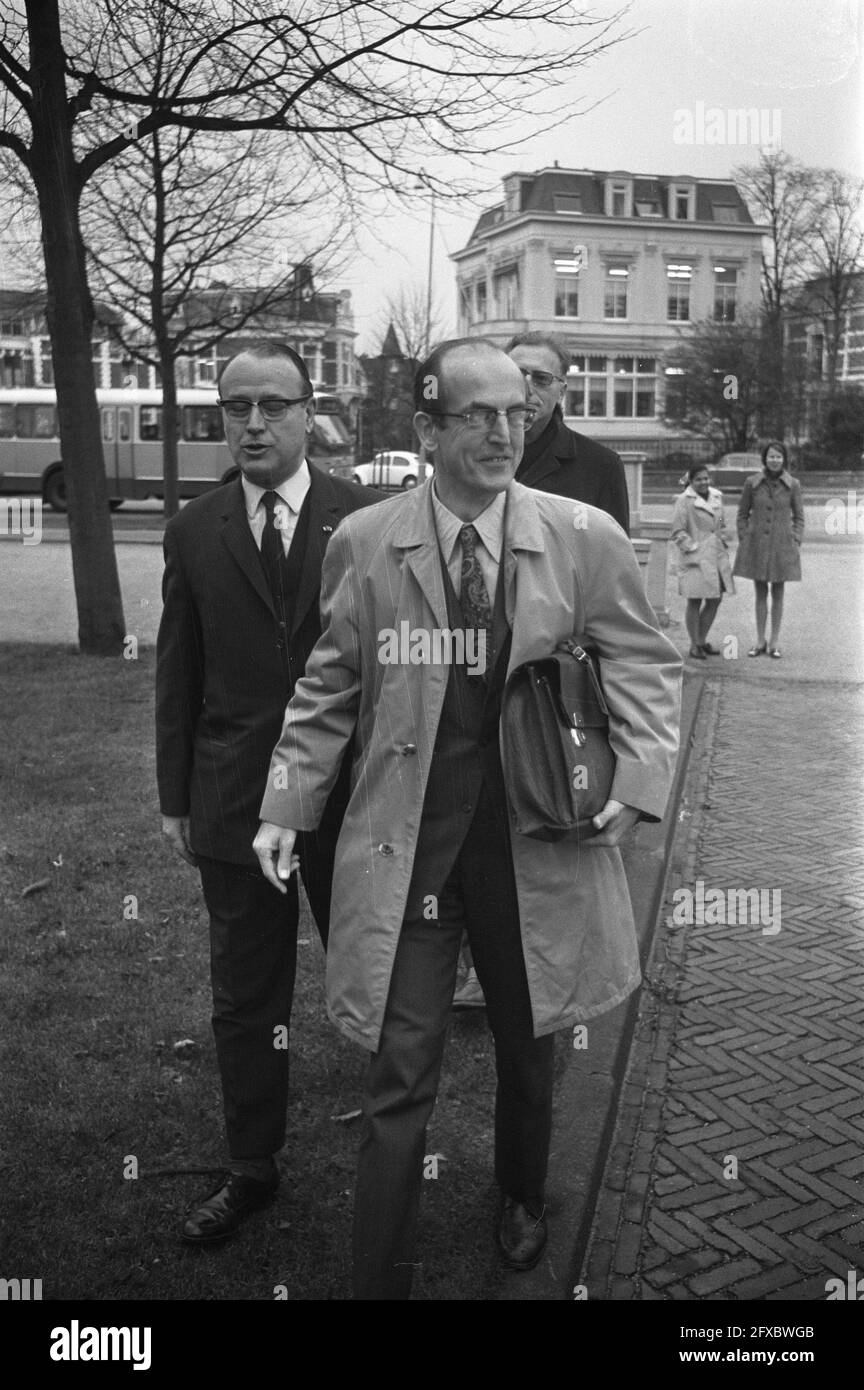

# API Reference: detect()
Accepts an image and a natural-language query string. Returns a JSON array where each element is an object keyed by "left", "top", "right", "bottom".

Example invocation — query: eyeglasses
[
  {"left": 217, "top": 395, "right": 312, "bottom": 420},
  {"left": 517, "top": 368, "right": 566, "bottom": 388},
  {"left": 432, "top": 406, "right": 534, "bottom": 431}
]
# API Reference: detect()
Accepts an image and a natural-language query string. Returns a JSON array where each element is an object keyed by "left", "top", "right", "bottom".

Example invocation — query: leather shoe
[
  {"left": 497, "top": 1196, "right": 547, "bottom": 1271},
  {"left": 181, "top": 1171, "right": 279, "bottom": 1244},
  {"left": 452, "top": 967, "right": 486, "bottom": 1010}
]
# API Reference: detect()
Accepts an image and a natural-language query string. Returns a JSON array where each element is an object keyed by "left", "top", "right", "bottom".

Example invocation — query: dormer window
[
  {"left": 605, "top": 177, "right": 633, "bottom": 218},
  {"left": 670, "top": 184, "right": 694, "bottom": 220}
]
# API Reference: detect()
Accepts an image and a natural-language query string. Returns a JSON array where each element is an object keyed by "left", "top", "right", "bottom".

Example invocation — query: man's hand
[
  {"left": 254, "top": 822, "right": 300, "bottom": 894},
  {"left": 161, "top": 815, "right": 198, "bottom": 867},
  {"left": 590, "top": 799, "right": 641, "bottom": 847}
]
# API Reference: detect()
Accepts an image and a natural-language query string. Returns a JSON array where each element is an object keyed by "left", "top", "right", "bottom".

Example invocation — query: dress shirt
[
  {"left": 431, "top": 482, "right": 505, "bottom": 604},
  {"left": 242, "top": 461, "right": 311, "bottom": 554}
]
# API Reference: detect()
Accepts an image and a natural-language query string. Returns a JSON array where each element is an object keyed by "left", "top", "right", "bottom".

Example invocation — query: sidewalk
[{"left": 576, "top": 672, "right": 864, "bottom": 1301}]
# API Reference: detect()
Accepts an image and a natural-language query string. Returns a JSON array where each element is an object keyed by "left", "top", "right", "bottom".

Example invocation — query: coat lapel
[
  {"left": 291, "top": 468, "right": 346, "bottom": 638},
  {"left": 500, "top": 483, "right": 546, "bottom": 669},
  {"left": 219, "top": 478, "right": 275, "bottom": 617},
  {"left": 393, "top": 483, "right": 449, "bottom": 632}
]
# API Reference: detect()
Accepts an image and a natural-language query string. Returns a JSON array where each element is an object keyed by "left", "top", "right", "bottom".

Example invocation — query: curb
[{"left": 494, "top": 668, "right": 708, "bottom": 1300}]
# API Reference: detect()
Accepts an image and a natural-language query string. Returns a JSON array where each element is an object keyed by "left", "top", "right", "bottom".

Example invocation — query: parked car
[
  {"left": 350, "top": 451, "right": 432, "bottom": 489},
  {"left": 709, "top": 452, "right": 763, "bottom": 490}
]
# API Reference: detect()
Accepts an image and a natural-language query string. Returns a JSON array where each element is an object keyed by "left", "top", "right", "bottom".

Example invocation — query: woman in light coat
[
  {"left": 732, "top": 441, "right": 804, "bottom": 658},
  {"left": 670, "top": 462, "right": 735, "bottom": 660}
]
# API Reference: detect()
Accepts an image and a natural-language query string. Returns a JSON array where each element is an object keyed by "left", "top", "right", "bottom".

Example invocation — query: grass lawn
[{"left": 0, "top": 644, "right": 567, "bottom": 1302}]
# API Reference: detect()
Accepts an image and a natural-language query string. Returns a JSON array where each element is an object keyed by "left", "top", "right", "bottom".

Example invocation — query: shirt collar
[
  {"left": 431, "top": 481, "right": 506, "bottom": 564},
  {"left": 242, "top": 460, "right": 311, "bottom": 518}
]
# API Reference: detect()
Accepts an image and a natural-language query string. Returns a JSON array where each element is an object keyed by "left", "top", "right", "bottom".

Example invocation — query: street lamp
[{"left": 415, "top": 172, "right": 436, "bottom": 357}]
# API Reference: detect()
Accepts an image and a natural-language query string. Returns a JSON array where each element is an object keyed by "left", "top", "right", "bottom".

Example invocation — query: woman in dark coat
[{"left": 732, "top": 441, "right": 805, "bottom": 659}]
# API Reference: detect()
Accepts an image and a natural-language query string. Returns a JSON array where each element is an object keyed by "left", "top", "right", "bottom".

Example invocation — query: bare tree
[
  {"left": 371, "top": 281, "right": 449, "bottom": 364},
  {"left": 0, "top": 0, "right": 629, "bottom": 653},
  {"left": 83, "top": 122, "right": 347, "bottom": 517},
  {"left": 663, "top": 313, "right": 766, "bottom": 455},
  {"left": 733, "top": 149, "right": 816, "bottom": 437},
  {"left": 803, "top": 169, "right": 864, "bottom": 397}
]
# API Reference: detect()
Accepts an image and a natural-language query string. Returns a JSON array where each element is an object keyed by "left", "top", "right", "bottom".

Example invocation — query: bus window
[
  {"left": 139, "top": 408, "right": 162, "bottom": 441},
  {"left": 182, "top": 406, "right": 223, "bottom": 442},
  {"left": 118, "top": 408, "right": 132, "bottom": 442},
  {"left": 0, "top": 404, "right": 15, "bottom": 437},
  {"left": 102, "top": 409, "right": 116, "bottom": 442},
  {"left": 16, "top": 404, "right": 58, "bottom": 437}
]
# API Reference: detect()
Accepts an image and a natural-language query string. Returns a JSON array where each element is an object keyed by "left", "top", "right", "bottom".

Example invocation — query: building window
[
  {"left": 38, "top": 339, "right": 54, "bottom": 385},
  {"left": 0, "top": 317, "right": 25, "bottom": 336},
  {"left": 493, "top": 266, "right": 520, "bottom": 319},
  {"left": 606, "top": 179, "right": 632, "bottom": 218},
  {"left": 604, "top": 266, "right": 629, "bottom": 319},
  {"left": 554, "top": 274, "right": 579, "bottom": 318},
  {"left": 476, "top": 279, "right": 487, "bottom": 319},
  {"left": 714, "top": 266, "right": 737, "bottom": 322},
  {"left": 809, "top": 332, "right": 824, "bottom": 379},
  {"left": 613, "top": 356, "right": 656, "bottom": 418},
  {"left": 667, "top": 264, "right": 692, "bottom": 321},
  {"left": 301, "top": 342, "right": 320, "bottom": 383},
  {"left": 563, "top": 356, "right": 612, "bottom": 419},
  {"left": 322, "top": 341, "right": 338, "bottom": 388},
  {"left": 196, "top": 355, "right": 218, "bottom": 385},
  {"left": 1, "top": 349, "right": 34, "bottom": 386},
  {"left": 671, "top": 185, "right": 693, "bottom": 220}
]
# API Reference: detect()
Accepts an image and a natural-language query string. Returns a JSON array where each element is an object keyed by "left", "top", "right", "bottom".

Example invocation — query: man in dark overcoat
[{"left": 156, "top": 342, "right": 379, "bottom": 1242}]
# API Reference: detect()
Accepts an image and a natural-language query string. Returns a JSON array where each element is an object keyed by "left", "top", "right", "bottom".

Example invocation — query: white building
[{"left": 452, "top": 166, "right": 765, "bottom": 455}]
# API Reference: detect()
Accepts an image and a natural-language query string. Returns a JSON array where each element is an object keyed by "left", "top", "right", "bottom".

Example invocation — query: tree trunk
[
  {"left": 27, "top": 0, "right": 125, "bottom": 655},
  {"left": 160, "top": 344, "right": 180, "bottom": 519}
]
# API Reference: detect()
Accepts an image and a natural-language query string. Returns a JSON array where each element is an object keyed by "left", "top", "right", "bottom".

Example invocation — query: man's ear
[
  {"left": 304, "top": 397, "right": 317, "bottom": 433},
  {"left": 413, "top": 411, "right": 438, "bottom": 452}
]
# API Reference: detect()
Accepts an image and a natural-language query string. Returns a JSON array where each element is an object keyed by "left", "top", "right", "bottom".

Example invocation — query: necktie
[
  {"left": 459, "top": 523, "right": 494, "bottom": 669},
  {"left": 260, "top": 490, "right": 287, "bottom": 606}
]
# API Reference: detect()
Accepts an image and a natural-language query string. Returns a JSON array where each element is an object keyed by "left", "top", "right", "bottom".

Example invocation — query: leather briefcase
[{"left": 500, "top": 637, "right": 615, "bottom": 842}]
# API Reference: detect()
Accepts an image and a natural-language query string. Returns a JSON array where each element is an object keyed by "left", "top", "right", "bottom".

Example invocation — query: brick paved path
[{"left": 580, "top": 675, "right": 864, "bottom": 1300}]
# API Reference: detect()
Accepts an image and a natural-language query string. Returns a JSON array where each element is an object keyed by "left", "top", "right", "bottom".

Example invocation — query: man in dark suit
[
  {"left": 156, "top": 341, "right": 379, "bottom": 1243},
  {"left": 506, "top": 330, "right": 630, "bottom": 534}
]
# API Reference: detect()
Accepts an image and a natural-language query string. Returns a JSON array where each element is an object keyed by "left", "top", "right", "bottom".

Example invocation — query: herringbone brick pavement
[{"left": 580, "top": 677, "right": 864, "bottom": 1300}]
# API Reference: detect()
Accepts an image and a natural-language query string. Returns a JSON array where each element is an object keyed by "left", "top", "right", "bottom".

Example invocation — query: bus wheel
[
  {"left": 108, "top": 498, "right": 124, "bottom": 511},
  {"left": 43, "top": 469, "right": 67, "bottom": 513}
]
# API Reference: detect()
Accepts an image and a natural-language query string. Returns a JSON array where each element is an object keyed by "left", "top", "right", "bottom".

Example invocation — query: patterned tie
[
  {"left": 260, "top": 490, "right": 287, "bottom": 606},
  {"left": 459, "top": 523, "right": 494, "bottom": 670}
]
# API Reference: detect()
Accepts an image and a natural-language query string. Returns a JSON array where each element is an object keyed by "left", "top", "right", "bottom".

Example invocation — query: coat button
[
  {"left": 377, "top": 843, "right": 394, "bottom": 856},
  {"left": 461, "top": 802, "right": 472, "bottom": 813},
  {"left": 401, "top": 744, "right": 417, "bottom": 756}
]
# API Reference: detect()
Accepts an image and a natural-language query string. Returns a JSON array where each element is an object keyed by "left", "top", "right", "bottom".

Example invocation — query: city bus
[{"left": 0, "top": 385, "right": 354, "bottom": 511}]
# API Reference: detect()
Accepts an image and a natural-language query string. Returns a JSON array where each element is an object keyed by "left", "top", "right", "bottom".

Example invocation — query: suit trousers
[
  {"left": 198, "top": 829, "right": 333, "bottom": 1160},
  {"left": 352, "top": 784, "right": 556, "bottom": 1300}
]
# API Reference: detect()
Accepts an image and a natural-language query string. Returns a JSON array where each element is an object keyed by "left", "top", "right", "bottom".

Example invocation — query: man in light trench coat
[{"left": 254, "top": 338, "right": 682, "bottom": 1299}]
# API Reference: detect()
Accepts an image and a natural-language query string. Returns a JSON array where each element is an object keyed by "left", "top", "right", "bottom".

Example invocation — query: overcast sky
[{"left": 342, "top": 0, "right": 863, "bottom": 354}]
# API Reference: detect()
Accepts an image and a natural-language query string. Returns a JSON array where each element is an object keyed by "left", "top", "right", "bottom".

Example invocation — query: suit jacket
[
  {"left": 516, "top": 408, "right": 631, "bottom": 534},
  {"left": 156, "top": 467, "right": 380, "bottom": 867},
  {"left": 260, "top": 481, "right": 682, "bottom": 1050}
]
